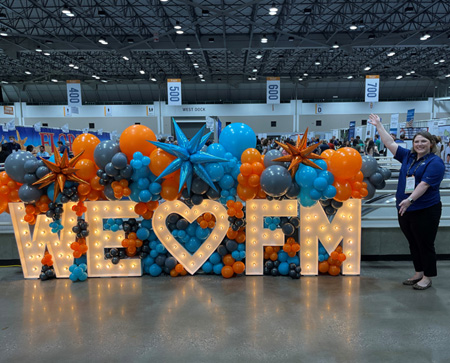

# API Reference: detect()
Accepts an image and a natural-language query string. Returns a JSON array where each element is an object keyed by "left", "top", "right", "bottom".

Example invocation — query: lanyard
[{"left": 406, "top": 154, "right": 429, "bottom": 176}]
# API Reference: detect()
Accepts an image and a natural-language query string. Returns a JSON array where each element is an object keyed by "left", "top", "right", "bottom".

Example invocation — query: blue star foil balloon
[{"left": 149, "top": 120, "right": 228, "bottom": 193}]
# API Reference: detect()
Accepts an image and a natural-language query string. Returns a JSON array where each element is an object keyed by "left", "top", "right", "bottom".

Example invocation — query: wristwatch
[{"left": 407, "top": 197, "right": 414, "bottom": 204}]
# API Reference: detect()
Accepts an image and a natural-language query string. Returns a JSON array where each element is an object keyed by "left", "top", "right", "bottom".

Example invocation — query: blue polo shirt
[{"left": 394, "top": 146, "right": 445, "bottom": 211}]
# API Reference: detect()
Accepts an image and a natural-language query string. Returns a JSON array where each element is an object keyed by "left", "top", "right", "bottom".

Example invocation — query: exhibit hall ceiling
[{"left": 0, "top": 0, "right": 449, "bottom": 103}]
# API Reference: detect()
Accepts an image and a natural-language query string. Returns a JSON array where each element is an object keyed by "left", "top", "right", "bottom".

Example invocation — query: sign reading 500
[{"left": 167, "top": 79, "right": 182, "bottom": 106}]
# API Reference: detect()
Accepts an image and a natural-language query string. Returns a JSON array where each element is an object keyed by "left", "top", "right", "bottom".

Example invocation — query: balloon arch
[{"left": 2, "top": 121, "right": 390, "bottom": 282}]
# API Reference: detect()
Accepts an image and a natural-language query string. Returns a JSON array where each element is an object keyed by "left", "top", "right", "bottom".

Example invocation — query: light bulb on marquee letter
[
  {"left": 85, "top": 201, "right": 142, "bottom": 277},
  {"left": 9, "top": 202, "right": 77, "bottom": 278},
  {"left": 300, "top": 199, "right": 361, "bottom": 275},
  {"left": 152, "top": 200, "right": 228, "bottom": 275},
  {"left": 246, "top": 200, "right": 298, "bottom": 275}
]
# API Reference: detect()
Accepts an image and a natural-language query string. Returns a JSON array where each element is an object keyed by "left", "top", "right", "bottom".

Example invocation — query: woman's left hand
[{"left": 398, "top": 199, "right": 412, "bottom": 216}]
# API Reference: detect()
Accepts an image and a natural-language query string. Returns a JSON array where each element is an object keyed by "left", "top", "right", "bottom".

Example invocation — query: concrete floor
[{"left": 1, "top": 262, "right": 450, "bottom": 363}]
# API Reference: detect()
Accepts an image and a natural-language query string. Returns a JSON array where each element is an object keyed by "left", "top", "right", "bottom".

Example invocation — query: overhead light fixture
[
  {"left": 187, "top": 51, "right": 193, "bottom": 55},
  {"left": 69, "top": 63, "right": 74, "bottom": 67},
  {"left": 62, "top": 7, "right": 71, "bottom": 14},
  {"left": 140, "top": 70, "right": 145, "bottom": 74},
  {"left": 333, "top": 95, "right": 338, "bottom": 98},
  {"left": 256, "top": 52, "right": 263, "bottom": 59},
  {"left": 261, "top": 35, "right": 268, "bottom": 43},
  {"left": 420, "top": 33, "right": 431, "bottom": 41},
  {"left": 98, "top": 38, "right": 108, "bottom": 45},
  {"left": 200, "top": 79, "right": 205, "bottom": 82},
  {"left": 43, "top": 52, "right": 50, "bottom": 56},
  {"left": 1, "top": 81, "right": 8, "bottom": 84},
  {"left": 202, "top": 9, "right": 209, "bottom": 16},
  {"left": 66, "top": 12, "right": 75, "bottom": 17},
  {"left": 439, "top": 59, "right": 445, "bottom": 63},
  {"left": 101, "top": 80, "right": 108, "bottom": 83},
  {"left": 396, "top": 75, "right": 403, "bottom": 79},
  {"left": 269, "top": 4, "right": 278, "bottom": 13},
  {"left": 252, "top": 76, "right": 257, "bottom": 80},
  {"left": 410, "top": 70, "right": 415, "bottom": 74},
  {"left": 298, "top": 78, "right": 303, "bottom": 81},
  {"left": 364, "top": 66, "right": 371, "bottom": 71},
  {"left": 51, "top": 79, "right": 58, "bottom": 82},
  {"left": 25, "top": 71, "right": 32, "bottom": 75},
  {"left": 35, "top": 46, "right": 42, "bottom": 52},
  {"left": 151, "top": 77, "right": 157, "bottom": 82},
  {"left": 332, "top": 42, "right": 339, "bottom": 49},
  {"left": 406, "top": 72, "right": 411, "bottom": 75},
  {"left": 160, "top": 0, "right": 169, "bottom": 2},
  {"left": 314, "top": 60, "right": 321, "bottom": 65},
  {"left": 349, "top": 23, "right": 357, "bottom": 30},
  {"left": 174, "top": 21, "right": 182, "bottom": 30},
  {"left": 92, "top": 75, "right": 97, "bottom": 78},
  {"left": 303, "top": 72, "right": 308, "bottom": 76},
  {"left": 387, "top": 51, "right": 395, "bottom": 56},
  {"left": 185, "top": 44, "right": 191, "bottom": 51},
  {"left": 193, "top": 63, "right": 199, "bottom": 68},
  {"left": 445, "top": 74, "right": 450, "bottom": 78},
  {"left": 347, "top": 75, "right": 353, "bottom": 79},
  {"left": 269, "top": 11, "right": 277, "bottom": 16},
  {"left": 176, "top": 30, "right": 184, "bottom": 35},
  {"left": 252, "top": 67, "right": 258, "bottom": 72},
  {"left": 122, "top": 56, "right": 129, "bottom": 61},
  {"left": 433, "top": 60, "right": 439, "bottom": 65},
  {"left": 94, "top": 76, "right": 100, "bottom": 79},
  {"left": 73, "top": 66, "right": 79, "bottom": 69},
  {"left": 0, "top": 31, "right": 8, "bottom": 37}
]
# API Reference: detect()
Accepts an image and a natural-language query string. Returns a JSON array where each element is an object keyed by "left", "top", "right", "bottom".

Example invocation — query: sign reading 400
[
  {"left": 66, "top": 80, "right": 82, "bottom": 108},
  {"left": 167, "top": 79, "right": 182, "bottom": 106}
]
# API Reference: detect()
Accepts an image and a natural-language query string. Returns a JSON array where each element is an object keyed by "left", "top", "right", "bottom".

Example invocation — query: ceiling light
[
  {"left": 410, "top": 70, "right": 415, "bottom": 74},
  {"left": 43, "top": 52, "right": 50, "bottom": 56},
  {"left": 185, "top": 44, "right": 191, "bottom": 51},
  {"left": 303, "top": 73, "right": 308, "bottom": 76},
  {"left": 364, "top": 66, "right": 371, "bottom": 71},
  {"left": 261, "top": 35, "right": 268, "bottom": 43},
  {"left": 66, "top": 12, "right": 75, "bottom": 17},
  {"left": 187, "top": 51, "right": 193, "bottom": 55},
  {"left": 349, "top": 23, "right": 357, "bottom": 30},
  {"left": 94, "top": 76, "right": 100, "bottom": 80},
  {"left": 51, "top": 79, "right": 58, "bottom": 82},
  {"left": 151, "top": 77, "right": 157, "bottom": 82},
  {"left": 69, "top": 63, "right": 75, "bottom": 67},
  {"left": 252, "top": 67, "right": 258, "bottom": 72},
  {"left": 176, "top": 30, "right": 184, "bottom": 34},
  {"left": 1, "top": 81, "right": 8, "bottom": 84},
  {"left": 202, "top": 9, "right": 209, "bottom": 16},
  {"left": 92, "top": 75, "right": 97, "bottom": 78},
  {"left": 256, "top": 52, "right": 263, "bottom": 59},
  {"left": 439, "top": 59, "right": 445, "bottom": 63},
  {"left": 396, "top": 75, "right": 403, "bottom": 79},
  {"left": 160, "top": 0, "right": 169, "bottom": 2},
  {"left": 0, "top": 31, "right": 8, "bottom": 37},
  {"left": 406, "top": 72, "right": 411, "bottom": 75},
  {"left": 200, "top": 79, "right": 205, "bottom": 82},
  {"left": 347, "top": 75, "right": 353, "bottom": 79},
  {"left": 252, "top": 77, "right": 257, "bottom": 80},
  {"left": 314, "top": 61, "right": 321, "bottom": 65},
  {"left": 332, "top": 42, "right": 339, "bottom": 49},
  {"left": 333, "top": 95, "right": 338, "bottom": 98},
  {"left": 269, "top": 4, "right": 278, "bottom": 12},
  {"left": 433, "top": 60, "right": 439, "bottom": 65},
  {"left": 248, "top": 76, "right": 252, "bottom": 80},
  {"left": 35, "top": 46, "right": 42, "bottom": 52},
  {"left": 25, "top": 71, "right": 32, "bottom": 75},
  {"left": 269, "top": 11, "right": 277, "bottom": 16},
  {"left": 445, "top": 74, "right": 450, "bottom": 78},
  {"left": 140, "top": 70, "right": 145, "bottom": 74},
  {"left": 174, "top": 21, "right": 182, "bottom": 30},
  {"left": 62, "top": 7, "right": 71, "bottom": 14},
  {"left": 387, "top": 51, "right": 395, "bottom": 56},
  {"left": 298, "top": 78, "right": 303, "bottom": 81},
  {"left": 73, "top": 66, "right": 79, "bottom": 69},
  {"left": 122, "top": 56, "right": 129, "bottom": 61},
  {"left": 101, "top": 80, "right": 108, "bottom": 83},
  {"left": 98, "top": 38, "right": 108, "bottom": 44}
]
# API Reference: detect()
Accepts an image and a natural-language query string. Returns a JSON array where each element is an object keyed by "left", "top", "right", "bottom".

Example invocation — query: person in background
[
  {"left": 36, "top": 145, "right": 50, "bottom": 158},
  {"left": 57, "top": 140, "right": 70, "bottom": 155},
  {"left": 327, "top": 139, "right": 335, "bottom": 150},
  {"left": 369, "top": 113, "right": 445, "bottom": 290},
  {"left": 365, "top": 139, "right": 379, "bottom": 157},
  {"left": 261, "top": 139, "right": 269, "bottom": 155},
  {"left": 445, "top": 140, "right": 450, "bottom": 163},
  {"left": 1, "top": 135, "right": 21, "bottom": 155},
  {"left": 318, "top": 140, "right": 330, "bottom": 154},
  {"left": 375, "top": 134, "right": 381, "bottom": 152},
  {"left": 0, "top": 144, "right": 9, "bottom": 163},
  {"left": 352, "top": 139, "right": 362, "bottom": 153}
]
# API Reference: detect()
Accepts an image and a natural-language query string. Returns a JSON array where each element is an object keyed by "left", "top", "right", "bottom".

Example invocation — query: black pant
[{"left": 398, "top": 202, "right": 442, "bottom": 277}]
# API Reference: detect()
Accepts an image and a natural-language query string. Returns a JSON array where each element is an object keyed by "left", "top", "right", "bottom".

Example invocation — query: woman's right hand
[{"left": 368, "top": 114, "right": 381, "bottom": 127}]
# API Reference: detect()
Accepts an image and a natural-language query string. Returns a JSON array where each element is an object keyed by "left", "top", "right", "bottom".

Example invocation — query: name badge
[{"left": 405, "top": 176, "right": 415, "bottom": 194}]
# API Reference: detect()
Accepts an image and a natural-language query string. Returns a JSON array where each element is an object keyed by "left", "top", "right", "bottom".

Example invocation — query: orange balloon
[
  {"left": 237, "top": 173, "right": 249, "bottom": 186},
  {"left": 160, "top": 177, "right": 180, "bottom": 201},
  {"left": 87, "top": 190, "right": 100, "bottom": 201},
  {"left": 241, "top": 148, "right": 261, "bottom": 164},
  {"left": 248, "top": 174, "right": 260, "bottom": 188},
  {"left": 149, "top": 148, "right": 177, "bottom": 178},
  {"left": 329, "top": 147, "right": 362, "bottom": 180},
  {"left": 321, "top": 149, "right": 335, "bottom": 159},
  {"left": 355, "top": 171, "right": 364, "bottom": 182},
  {"left": 360, "top": 188, "right": 368, "bottom": 198},
  {"left": 333, "top": 180, "right": 352, "bottom": 202},
  {"left": 227, "top": 228, "right": 238, "bottom": 240},
  {"left": 236, "top": 184, "right": 257, "bottom": 201},
  {"left": 251, "top": 162, "right": 264, "bottom": 175},
  {"left": 338, "top": 253, "right": 347, "bottom": 262},
  {"left": 233, "top": 261, "right": 245, "bottom": 274},
  {"left": 221, "top": 265, "right": 234, "bottom": 278},
  {"left": 223, "top": 254, "right": 235, "bottom": 266},
  {"left": 240, "top": 163, "right": 253, "bottom": 176},
  {"left": 351, "top": 190, "right": 361, "bottom": 199},
  {"left": 0, "top": 171, "right": 11, "bottom": 184},
  {"left": 90, "top": 176, "right": 104, "bottom": 191},
  {"left": 72, "top": 134, "right": 100, "bottom": 161},
  {"left": 75, "top": 159, "right": 98, "bottom": 181},
  {"left": 175, "top": 264, "right": 185, "bottom": 273},
  {"left": 120, "top": 125, "right": 157, "bottom": 161},
  {"left": 318, "top": 261, "right": 329, "bottom": 273},
  {"left": 78, "top": 183, "right": 91, "bottom": 196},
  {"left": 328, "top": 265, "right": 341, "bottom": 276},
  {"left": 135, "top": 202, "right": 148, "bottom": 215},
  {"left": 331, "top": 251, "right": 339, "bottom": 260}
]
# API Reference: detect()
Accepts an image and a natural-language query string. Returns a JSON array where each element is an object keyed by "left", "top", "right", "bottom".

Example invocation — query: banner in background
[
  {"left": 147, "top": 105, "right": 155, "bottom": 116},
  {"left": 406, "top": 109, "right": 415, "bottom": 127},
  {"left": 0, "top": 126, "right": 111, "bottom": 154},
  {"left": 3, "top": 106, "right": 14, "bottom": 115},
  {"left": 217, "top": 118, "right": 222, "bottom": 137},
  {"left": 66, "top": 80, "right": 82, "bottom": 112},
  {"left": 348, "top": 121, "right": 356, "bottom": 141},
  {"left": 315, "top": 104, "right": 323, "bottom": 114},
  {"left": 390, "top": 113, "right": 399, "bottom": 135},
  {"left": 266, "top": 77, "right": 280, "bottom": 104},
  {"left": 167, "top": 79, "right": 182, "bottom": 106},
  {"left": 439, "top": 125, "right": 450, "bottom": 178},
  {"left": 365, "top": 75, "right": 380, "bottom": 102}
]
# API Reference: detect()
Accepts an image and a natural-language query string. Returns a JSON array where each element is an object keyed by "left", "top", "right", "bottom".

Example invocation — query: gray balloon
[
  {"left": 369, "top": 172, "right": 383, "bottom": 186},
  {"left": 94, "top": 140, "right": 120, "bottom": 169},
  {"left": 36, "top": 166, "right": 50, "bottom": 179},
  {"left": 4, "top": 151, "right": 36, "bottom": 183},
  {"left": 111, "top": 152, "right": 128, "bottom": 170},
  {"left": 263, "top": 149, "right": 285, "bottom": 168},
  {"left": 24, "top": 173, "right": 38, "bottom": 184},
  {"left": 364, "top": 178, "right": 376, "bottom": 200},
  {"left": 360, "top": 155, "right": 378, "bottom": 178},
  {"left": 380, "top": 167, "right": 392, "bottom": 180},
  {"left": 120, "top": 165, "right": 133, "bottom": 178},
  {"left": 103, "top": 183, "right": 118, "bottom": 201},
  {"left": 18, "top": 183, "right": 43, "bottom": 203},
  {"left": 285, "top": 181, "right": 300, "bottom": 199},
  {"left": 374, "top": 179, "right": 386, "bottom": 189},
  {"left": 260, "top": 165, "right": 292, "bottom": 197},
  {"left": 24, "top": 159, "right": 39, "bottom": 173},
  {"left": 105, "top": 162, "right": 119, "bottom": 176}
]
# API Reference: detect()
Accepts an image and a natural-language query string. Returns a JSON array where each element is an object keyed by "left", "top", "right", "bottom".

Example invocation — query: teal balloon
[
  {"left": 206, "top": 143, "right": 227, "bottom": 158},
  {"left": 313, "top": 159, "right": 327, "bottom": 170},
  {"left": 309, "top": 188, "right": 322, "bottom": 200},
  {"left": 205, "top": 163, "right": 224, "bottom": 182},
  {"left": 323, "top": 185, "right": 337, "bottom": 199},
  {"left": 313, "top": 177, "right": 328, "bottom": 191},
  {"left": 299, "top": 189, "right": 317, "bottom": 207},
  {"left": 319, "top": 170, "right": 334, "bottom": 184},
  {"left": 219, "top": 123, "right": 256, "bottom": 159},
  {"left": 295, "top": 165, "right": 317, "bottom": 188}
]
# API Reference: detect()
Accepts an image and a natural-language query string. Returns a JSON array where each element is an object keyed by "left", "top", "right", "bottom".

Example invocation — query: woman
[
  {"left": 365, "top": 140, "right": 379, "bottom": 156},
  {"left": 368, "top": 114, "right": 445, "bottom": 290}
]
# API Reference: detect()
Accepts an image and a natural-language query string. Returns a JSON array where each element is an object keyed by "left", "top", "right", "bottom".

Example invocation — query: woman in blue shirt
[{"left": 369, "top": 114, "right": 445, "bottom": 290}]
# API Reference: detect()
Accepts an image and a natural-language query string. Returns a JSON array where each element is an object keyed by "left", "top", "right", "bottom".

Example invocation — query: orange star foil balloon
[
  {"left": 32, "top": 149, "right": 89, "bottom": 201},
  {"left": 273, "top": 128, "right": 324, "bottom": 177}
]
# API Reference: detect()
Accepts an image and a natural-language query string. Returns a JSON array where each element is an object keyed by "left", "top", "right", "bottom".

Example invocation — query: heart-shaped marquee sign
[{"left": 152, "top": 200, "right": 229, "bottom": 275}]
